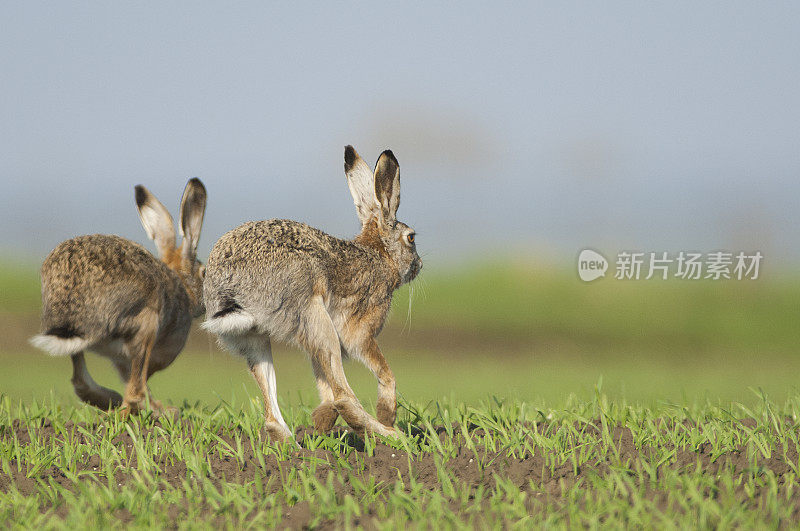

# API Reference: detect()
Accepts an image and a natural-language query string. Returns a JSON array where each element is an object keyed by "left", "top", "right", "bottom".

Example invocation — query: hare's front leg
[
  {"left": 121, "top": 315, "right": 158, "bottom": 414},
  {"left": 361, "top": 338, "right": 397, "bottom": 428},
  {"left": 301, "top": 297, "right": 395, "bottom": 438},
  {"left": 113, "top": 355, "right": 173, "bottom": 415},
  {"left": 342, "top": 336, "right": 396, "bottom": 427}
]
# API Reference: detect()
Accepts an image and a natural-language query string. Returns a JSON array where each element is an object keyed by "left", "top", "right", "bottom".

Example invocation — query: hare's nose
[{"left": 410, "top": 259, "right": 422, "bottom": 278}]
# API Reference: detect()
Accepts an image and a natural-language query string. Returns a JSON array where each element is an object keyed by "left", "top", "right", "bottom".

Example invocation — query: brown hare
[
  {"left": 30, "top": 179, "right": 207, "bottom": 414},
  {"left": 202, "top": 147, "right": 421, "bottom": 443}
]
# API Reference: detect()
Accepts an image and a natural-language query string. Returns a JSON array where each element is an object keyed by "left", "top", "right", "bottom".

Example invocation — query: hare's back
[
  {"left": 204, "top": 220, "right": 348, "bottom": 320},
  {"left": 207, "top": 219, "right": 346, "bottom": 272},
  {"left": 40, "top": 235, "right": 171, "bottom": 332}
]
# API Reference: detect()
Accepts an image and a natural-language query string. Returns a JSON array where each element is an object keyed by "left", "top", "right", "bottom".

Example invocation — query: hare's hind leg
[
  {"left": 300, "top": 297, "right": 394, "bottom": 438},
  {"left": 70, "top": 352, "right": 123, "bottom": 409},
  {"left": 221, "top": 333, "right": 293, "bottom": 443},
  {"left": 310, "top": 355, "right": 339, "bottom": 433}
]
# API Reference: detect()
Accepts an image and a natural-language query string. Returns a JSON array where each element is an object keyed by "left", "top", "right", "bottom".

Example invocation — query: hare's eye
[{"left": 406, "top": 233, "right": 415, "bottom": 245}]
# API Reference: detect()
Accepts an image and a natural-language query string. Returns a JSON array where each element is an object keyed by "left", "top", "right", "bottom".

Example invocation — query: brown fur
[
  {"left": 203, "top": 147, "right": 421, "bottom": 443},
  {"left": 32, "top": 179, "right": 207, "bottom": 414},
  {"left": 354, "top": 217, "right": 392, "bottom": 257},
  {"left": 312, "top": 402, "right": 340, "bottom": 433},
  {"left": 163, "top": 245, "right": 185, "bottom": 272}
]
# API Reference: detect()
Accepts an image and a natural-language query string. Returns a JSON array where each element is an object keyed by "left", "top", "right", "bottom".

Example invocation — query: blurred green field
[
  {"left": 1, "top": 259, "right": 799, "bottom": 412},
  {"left": 3, "top": 258, "right": 800, "bottom": 526}
]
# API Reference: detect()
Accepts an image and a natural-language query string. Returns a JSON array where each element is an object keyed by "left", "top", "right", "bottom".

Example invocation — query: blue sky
[{"left": 2, "top": 3, "right": 799, "bottom": 265}]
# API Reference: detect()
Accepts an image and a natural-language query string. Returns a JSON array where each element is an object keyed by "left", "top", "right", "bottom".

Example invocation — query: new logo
[{"left": 578, "top": 249, "right": 608, "bottom": 282}]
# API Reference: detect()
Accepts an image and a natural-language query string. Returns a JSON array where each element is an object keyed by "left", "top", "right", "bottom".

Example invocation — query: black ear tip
[
  {"left": 381, "top": 149, "right": 398, "bottom": 165},
  {"left": 188, "top": 177, "right": 207, "bottom": 194},
  {"left": 344, "top": 145, "right": 357, "bottom": 171},
  {"left": 134, "top": 185, "right": 147, "bottom": 207}
]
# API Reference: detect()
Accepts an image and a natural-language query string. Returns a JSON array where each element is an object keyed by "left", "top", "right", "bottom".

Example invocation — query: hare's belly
[
  {"left": 86, "top": 325, "right": 188, "bottom": 372},
  {"left": 91, "top": 339, "right": 126, "bottom": 363}
]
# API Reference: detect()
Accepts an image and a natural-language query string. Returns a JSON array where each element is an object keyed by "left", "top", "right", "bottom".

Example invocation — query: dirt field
[{"left": 3, "top": 414, "right": 799, "bottom": 528}]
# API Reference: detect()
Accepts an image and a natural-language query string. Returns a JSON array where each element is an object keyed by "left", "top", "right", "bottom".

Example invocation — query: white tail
[
  {"left": 201, "top": 311, "right": 256, "bottom": 335},
  {"left": 30, "top": 334, "right": 91, "bottom": 357}
]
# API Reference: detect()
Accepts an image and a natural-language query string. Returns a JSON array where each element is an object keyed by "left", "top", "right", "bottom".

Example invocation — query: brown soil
[{"left": 2, "top": 418, "right": 799, "bottom": 528}]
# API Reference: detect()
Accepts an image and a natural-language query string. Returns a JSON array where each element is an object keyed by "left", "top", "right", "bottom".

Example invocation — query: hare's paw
[
  {"left": 119, "top": 404, "right": 139, "bottom": 420},
  {"left": 154, "top": 404, "right": 181, "bottom": 420},
  {"left": 376, "top": 397, "right": 396, "bottom": 428},
  {"left": 335, "top": 398, "right": 398, "bottom": 439},
  {"left": 264, "top": 421, "right": 297, "bottom": 446},
  {"left": 121, "top": 396, "right": 145, "bottom": 417},
  {"left": 312, "top": 402, "right": 339, "bottom": 433},
  {"left": 334, "top": 398, "right": 368, "bottom": 433},
  {"left": 367, "top": 419, "right": 398, "bottom": 439},
  {"left": 72, "top": 381, "right": 123, "bottom": 411}
]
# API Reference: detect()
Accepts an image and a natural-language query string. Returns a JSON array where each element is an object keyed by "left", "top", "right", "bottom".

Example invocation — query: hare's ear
[
  {"left": 135, "top": 185, "right": 176, "bottom": 258},
  {"left": 374, "top": 150, "right": 400, "bottom": 224},
  {"left": 344, "top": 145, "right": 380, "bottom": 226},
  {"left": 179, "top": 178, "right": 207, "bottom": 261}
]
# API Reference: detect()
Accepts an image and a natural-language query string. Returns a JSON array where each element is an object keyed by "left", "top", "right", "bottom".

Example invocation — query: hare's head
[
  {"left": 135, "top": 178, "right": 208, "bottom": 316},
  {"left": 345, "top": 146, "right": 422, "bottom": 285}
]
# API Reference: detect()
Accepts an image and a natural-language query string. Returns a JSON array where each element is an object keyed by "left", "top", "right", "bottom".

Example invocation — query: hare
[
  {"left": 202, "top": 146, "right": 421, "bottom": 442},
  {"left": 30, "top": 178, "right": 207, "bottom": 414}
]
